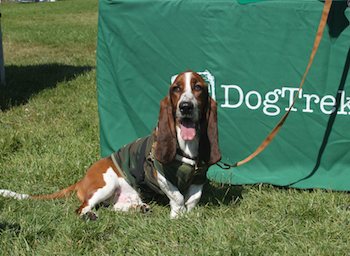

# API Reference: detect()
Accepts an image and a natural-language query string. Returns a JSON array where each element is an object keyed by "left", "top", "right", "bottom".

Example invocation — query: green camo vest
[{"left": 111, "top": 134, "right": 209, "bottom": 196}]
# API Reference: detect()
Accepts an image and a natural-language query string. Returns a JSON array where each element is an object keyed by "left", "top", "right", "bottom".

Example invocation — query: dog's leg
[
  {"left": 184, "top": 184, "right": 204, "bottom": 212},
  {"left": 156, "top": 171, "right": 185, "bottom": 219},
  {"left": 112, "top": 178, "right": 149, "bottom": 213}
]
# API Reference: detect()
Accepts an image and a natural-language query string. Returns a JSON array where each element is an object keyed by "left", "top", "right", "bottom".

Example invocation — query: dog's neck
[{"left": 176, "top": 126, "right": 199, "bottom": 159}]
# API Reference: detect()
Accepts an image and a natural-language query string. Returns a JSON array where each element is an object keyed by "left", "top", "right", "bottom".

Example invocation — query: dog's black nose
[{"left": 179, "top": 101, "right": 194, "bottom": 115}]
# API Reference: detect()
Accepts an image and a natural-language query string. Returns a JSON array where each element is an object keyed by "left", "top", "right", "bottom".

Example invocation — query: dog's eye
[
  {"left": 194, "top": 84, "right": 202, "bottom": 91},
  {"left": 172, "top": 86, "right": 181, "bottom": 93}
]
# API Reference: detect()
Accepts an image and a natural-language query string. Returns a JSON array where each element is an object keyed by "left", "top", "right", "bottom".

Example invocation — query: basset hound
[{"left": 0, "top": 71, "right": 221, "bottom": 219}]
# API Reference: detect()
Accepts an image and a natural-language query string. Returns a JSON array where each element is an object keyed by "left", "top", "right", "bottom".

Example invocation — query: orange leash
[{"left": 218, "top": 0, "right": 333, "bottom": 169}]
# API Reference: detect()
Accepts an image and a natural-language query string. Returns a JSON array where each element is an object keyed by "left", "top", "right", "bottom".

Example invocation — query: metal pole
[{"left": 0, "top": 12, "right": 5, "bottom": 86}]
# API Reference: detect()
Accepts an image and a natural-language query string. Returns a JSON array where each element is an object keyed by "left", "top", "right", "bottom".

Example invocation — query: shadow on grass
[
  {"left": 201, "top": 183, "right": 243, "bottom": 206},
  {"left": 0, "top": 222, "right": 21, "bottom": 234},
  {"left": 139, "top": 183, "right": 243, "bottom": 207},
  {"left": 0, "top": 202, "right": 21, "bottom": 234},
  {"left": 0, "top": 64, "right": 93, "bottom": 111}
]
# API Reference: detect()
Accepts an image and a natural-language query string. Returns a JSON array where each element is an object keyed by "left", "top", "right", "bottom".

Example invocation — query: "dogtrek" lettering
[{"left": 221, "top": 85, "right": 350, "bottom": 117}]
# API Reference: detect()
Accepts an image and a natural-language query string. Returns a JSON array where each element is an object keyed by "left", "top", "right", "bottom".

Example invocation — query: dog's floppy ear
[
  {"left": 199, "top": 97, "right": 221, "bottom": 166},
  {"left": 155, "top": 96, "right": 177, "bottom": 164}
]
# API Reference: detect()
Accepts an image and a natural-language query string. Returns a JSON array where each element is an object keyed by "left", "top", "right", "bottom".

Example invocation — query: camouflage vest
[{"left": 111, "top": 134, "right": 209, "bottom": 196}]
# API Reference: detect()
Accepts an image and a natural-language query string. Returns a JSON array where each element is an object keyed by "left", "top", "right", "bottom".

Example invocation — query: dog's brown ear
[
  {"left": 155, "top": 96, "right": 177, "bottom": 164},
  {"left": 199, "top": 97, "right": 221, "bottom": 166}
]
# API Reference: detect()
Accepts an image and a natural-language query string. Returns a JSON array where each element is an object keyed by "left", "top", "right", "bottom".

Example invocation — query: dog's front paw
[{"left": 170, "top": 206, "right": 186, "bottom": 219}]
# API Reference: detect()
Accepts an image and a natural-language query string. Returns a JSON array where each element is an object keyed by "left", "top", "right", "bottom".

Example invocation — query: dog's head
[{"left": 155, "top": 71, "right": 221, "bottom": 165}]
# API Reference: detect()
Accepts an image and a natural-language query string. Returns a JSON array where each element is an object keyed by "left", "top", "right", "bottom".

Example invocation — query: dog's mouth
[{"left": 179, "top": 118, "right": 196, "bottom": 141}]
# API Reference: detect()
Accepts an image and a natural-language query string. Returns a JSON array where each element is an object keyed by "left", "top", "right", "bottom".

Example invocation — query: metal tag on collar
[{"left": 175, "top": 154, "right": 197, "bottom": 167}]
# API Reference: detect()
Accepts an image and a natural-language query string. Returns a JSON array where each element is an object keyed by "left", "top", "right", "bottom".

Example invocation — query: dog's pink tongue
[{"left": 180, "top": 121, "right": 196, "bottom": 141}]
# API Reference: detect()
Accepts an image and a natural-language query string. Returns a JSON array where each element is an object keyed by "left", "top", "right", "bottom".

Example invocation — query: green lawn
[{"left": 1, "top": 0, "right": 350, "bottom": 255}]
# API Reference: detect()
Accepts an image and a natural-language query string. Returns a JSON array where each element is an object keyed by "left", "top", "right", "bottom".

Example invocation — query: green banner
[{"left": 97, "top": 0, "right": 350, "bottom": 190}]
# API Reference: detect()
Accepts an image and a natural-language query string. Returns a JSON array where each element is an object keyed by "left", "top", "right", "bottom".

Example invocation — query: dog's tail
[
  {"left": 0, "top": 189, "right": 30, "bottom": 200},
  {"left": 0, "top": 183, "right": 78, "bottom": 200}
]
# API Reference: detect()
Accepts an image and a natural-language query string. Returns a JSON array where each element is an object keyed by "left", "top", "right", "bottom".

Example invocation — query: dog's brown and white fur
[{"left": 0, "top": 71, "right": 221, "bottom": 219}]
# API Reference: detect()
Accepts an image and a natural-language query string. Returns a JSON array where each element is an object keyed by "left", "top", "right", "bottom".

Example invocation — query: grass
[{"left": 0, "top": 0, "right": 350, "bottom": 255}]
